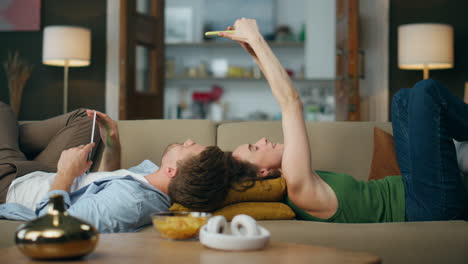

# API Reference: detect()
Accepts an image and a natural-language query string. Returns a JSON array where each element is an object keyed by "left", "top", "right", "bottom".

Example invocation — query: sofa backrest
[
  {"left": 217, "top": 121, "right": 392, "bottom": 181},
  {"left": 115, "top": 120, "right": 217, "bottom": 169},
  {"left": 23, "top": 119, "right": 393, "bottom": 181}
]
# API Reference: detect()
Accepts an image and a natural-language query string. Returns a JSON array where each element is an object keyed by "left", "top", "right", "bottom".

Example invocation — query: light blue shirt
[{"left": 0, "top": 160, "right": 170, "bottom": 233}]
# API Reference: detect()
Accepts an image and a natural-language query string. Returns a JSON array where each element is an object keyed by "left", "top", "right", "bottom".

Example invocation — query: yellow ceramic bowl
[{"left": 152, "top": 212, "right": 212, "bottom": 240}]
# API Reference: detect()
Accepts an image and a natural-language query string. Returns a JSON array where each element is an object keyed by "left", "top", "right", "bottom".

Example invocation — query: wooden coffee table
[{"left": 0, "top": 232, "right": 380, "bottom": 264}]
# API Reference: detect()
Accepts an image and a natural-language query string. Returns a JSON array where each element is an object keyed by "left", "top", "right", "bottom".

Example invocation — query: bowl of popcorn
[{"left": 152, "top": 212, "right": 212, "bottom": 240}]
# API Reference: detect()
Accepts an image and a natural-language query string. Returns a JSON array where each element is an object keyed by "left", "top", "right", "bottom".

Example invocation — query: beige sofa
[{"left": 1, "top": 120, "right": 467, "bottom": 264}]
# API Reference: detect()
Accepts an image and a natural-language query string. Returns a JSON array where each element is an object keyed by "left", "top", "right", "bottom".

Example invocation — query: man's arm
[
  {"left": 37, "top": 181, "right": 151, "bottom": 233},
  {"left": 98, "top": 146, "right": 121, "bottom": 172},
  {"left": 50, "top": 143, "right": 94, "bottom": 192},
  {"left": 86, "top": 110, "right": 121, "bottom": 172}
]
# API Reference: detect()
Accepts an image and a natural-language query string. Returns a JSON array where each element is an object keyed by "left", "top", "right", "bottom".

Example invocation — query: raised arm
[
  {"left": 220, "top": 19, "right": 321, "bottom": 194},
  {"left": 225, "top": 25, "right": 267, "bottom": 75}
]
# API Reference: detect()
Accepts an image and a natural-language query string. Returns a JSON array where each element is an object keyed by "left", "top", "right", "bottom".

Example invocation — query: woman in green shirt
[{"left": 219, "top": 19, "right": 467, "bottom": 222}]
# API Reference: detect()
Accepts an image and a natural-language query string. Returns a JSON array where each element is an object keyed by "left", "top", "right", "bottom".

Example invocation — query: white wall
[
  {"left": 105, "top": 0, "right": 120, "bottom": 120},
  {"left": 277, "top": 0, "right": 337, "bottom": 79},
  {"left": 166, "top": 0, "right": 205, "bottom": 42},
  {"left": 305, "top": 0, "right": 336, "bottom": 79},
  {"left": 359, "top": 0, "right": 389, "bottom": 121}
]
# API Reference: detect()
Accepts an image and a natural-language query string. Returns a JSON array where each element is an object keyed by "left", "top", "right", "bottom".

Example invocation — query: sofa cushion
[
  {"left": 116, "top": 120, "right": 217, "bottom": 169},
  {"left": 217, "top": 121, "right": 393, "bottom": 181}
]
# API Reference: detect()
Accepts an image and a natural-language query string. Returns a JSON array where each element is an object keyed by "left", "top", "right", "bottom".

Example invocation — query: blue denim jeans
[{"left": 391, "top": 79, "right": 467, "bottom": 221}]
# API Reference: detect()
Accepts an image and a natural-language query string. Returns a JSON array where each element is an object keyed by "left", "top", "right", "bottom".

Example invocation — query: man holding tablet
[{"left": 0, "top": 103, "right": 220, "bottom": 233}]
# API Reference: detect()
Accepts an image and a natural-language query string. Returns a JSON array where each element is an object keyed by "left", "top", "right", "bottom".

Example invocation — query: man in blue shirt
[{"left": 0, "top": 104, "right": 213, "bottom": 233}]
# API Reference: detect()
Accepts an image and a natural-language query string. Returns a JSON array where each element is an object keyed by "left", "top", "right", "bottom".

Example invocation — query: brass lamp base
[{"left": 15, "top": 195, "right": 99, "bottom": 260}]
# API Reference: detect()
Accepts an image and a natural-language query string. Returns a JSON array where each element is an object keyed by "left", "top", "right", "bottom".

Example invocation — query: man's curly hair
[{"left": 168, "top": 146, "right": 279, "bottom": 212}]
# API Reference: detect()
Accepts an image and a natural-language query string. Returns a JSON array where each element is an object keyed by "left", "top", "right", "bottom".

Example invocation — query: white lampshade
[
  {"left": 42, "top": 26, "right": 91, "bottom": 67},
  {"left": 398, "top": 23, "right": 453, "bottom": 70}
]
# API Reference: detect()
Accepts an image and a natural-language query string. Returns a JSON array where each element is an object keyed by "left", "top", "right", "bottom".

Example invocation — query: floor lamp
[
  {"left": 42, "top": 26, "right": 91, "bottom": 114},
  {"left": 398, "top": 23, "right": 453, "bottom": 79}
]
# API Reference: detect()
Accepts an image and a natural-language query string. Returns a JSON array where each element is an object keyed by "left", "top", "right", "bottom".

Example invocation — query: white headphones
[{"left": 199, "top": 214, "right": 270, "bottom": 251}]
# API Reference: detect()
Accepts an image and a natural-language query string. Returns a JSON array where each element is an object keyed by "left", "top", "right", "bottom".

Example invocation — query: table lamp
[
  {"left": 42, "top": 26, "right": 91, "bottom": 113},
  {"left": 398, "top": 23, "right": 453, "bottom": 79}
]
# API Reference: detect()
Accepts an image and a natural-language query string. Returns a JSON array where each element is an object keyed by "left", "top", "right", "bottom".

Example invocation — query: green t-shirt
[{"left": 286, "top": 171, "right": 406, "bottom": 223}]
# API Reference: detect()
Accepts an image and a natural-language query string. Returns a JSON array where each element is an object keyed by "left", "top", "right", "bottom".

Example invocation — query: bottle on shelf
[
  {"left": 176, "top": 87, "right": 190, "bottom": 119},
  {"left": 299, "top": 24, "right": 306, "bottom": 42}
]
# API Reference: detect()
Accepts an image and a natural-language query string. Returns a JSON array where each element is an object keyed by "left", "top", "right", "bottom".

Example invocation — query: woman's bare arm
[
  {"left": 225, "top": 25, "right": 267, "bottom": 75},
  {"left": 220, "top": 19, "right": 321, "bottom": 194}
]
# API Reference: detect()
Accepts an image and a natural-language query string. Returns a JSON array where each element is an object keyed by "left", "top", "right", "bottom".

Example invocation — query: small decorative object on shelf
[
  {"left": 299, "top": 24, "right": 306, "bottom": 42},
  {"left": 190, "top": 85, "right": 225, "bottom": 120},
  {"left": 166, "top": 58, "right": 176, "bottom": 78},
  {"left": 211, "top": 58, "right": 229, "bottom": 78},
  {"left": 15, "top": 195, "right": 99, "bottom": 260},
  {"left": 3, "top": 51, "right": 33, "bottom": 116},
  {"left": 275, "top": 25, "right": 295, "bottom": 42}
]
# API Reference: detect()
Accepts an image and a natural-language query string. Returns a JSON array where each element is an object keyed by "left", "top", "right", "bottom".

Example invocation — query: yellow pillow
[
  {"left": 169, "top": 177, "right": 290, "bottom": 220},
  {"left": 170, "top": 202, "right": 295, "bottom": 221},
  {"left": 223, "top": 177, "right": 287, "bottom": 205},
  {"left": 214, "top": 202, "right": 295, "bottom": 221},
  {"left": 170, "top": 177, "right": 287, "bottom": 209}
]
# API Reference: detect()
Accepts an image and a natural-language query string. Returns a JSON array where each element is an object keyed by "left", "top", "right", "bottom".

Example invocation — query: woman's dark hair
[{"left": 167, "top": 146, "right": 280, "bottom": 212}]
